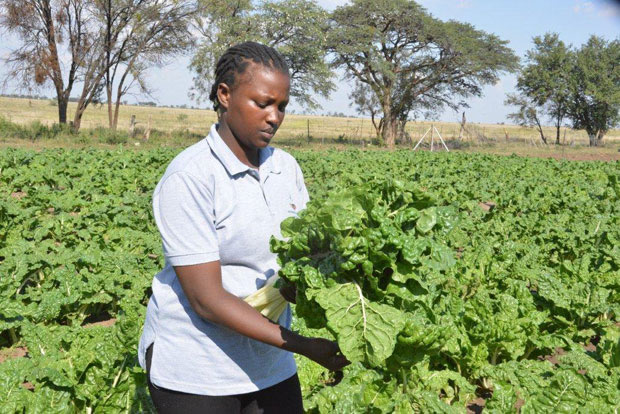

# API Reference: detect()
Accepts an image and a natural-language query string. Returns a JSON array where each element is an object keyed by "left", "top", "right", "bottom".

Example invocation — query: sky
[{"left": 1, "top": 0, "right": 619, "bottom": 124}]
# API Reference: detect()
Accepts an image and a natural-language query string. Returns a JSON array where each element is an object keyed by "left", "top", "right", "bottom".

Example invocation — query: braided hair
[{"left": 209, "top": 42, "right": 289, "bottom": 111}]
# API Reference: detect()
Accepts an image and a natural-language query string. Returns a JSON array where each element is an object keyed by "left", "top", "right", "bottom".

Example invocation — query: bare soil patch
[
  {"left": 0, "top": 346, "right": 28, "bottom": 364},
  {"left": 478, "top": 201, "right": 496, "bottom": 212},
  {"left": 10, "top": 191, "right": 27, "bottom": 199},
  {"left": 466, "top": 396, "right": 486, "bottom": 414},
  {"left": 82, "top": 318, "right": 117, "bottom": 328}
]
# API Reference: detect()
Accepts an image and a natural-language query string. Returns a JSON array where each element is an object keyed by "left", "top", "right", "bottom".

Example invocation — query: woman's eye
[{"left": 256, "top": 102, "right": 267, "bottom": 109}]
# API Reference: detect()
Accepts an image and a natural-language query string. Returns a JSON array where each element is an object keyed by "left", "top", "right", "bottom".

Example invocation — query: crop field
[{"left": 0, "top": 145, "right": 618, "bottom": 413}]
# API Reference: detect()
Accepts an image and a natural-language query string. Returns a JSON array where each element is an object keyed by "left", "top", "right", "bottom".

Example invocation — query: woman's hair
[{"left": 209, "top": 41, "right": 289, "bottom": 111}]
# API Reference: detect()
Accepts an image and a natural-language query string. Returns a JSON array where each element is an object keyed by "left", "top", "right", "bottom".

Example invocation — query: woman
[{"left": 138, "top": 42, "right": 349, "bottom": 413}]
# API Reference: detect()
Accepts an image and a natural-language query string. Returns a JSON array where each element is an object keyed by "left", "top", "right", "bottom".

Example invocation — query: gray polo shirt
[{"left": 138, "top": 124, "right": 309, "bottom": 395}]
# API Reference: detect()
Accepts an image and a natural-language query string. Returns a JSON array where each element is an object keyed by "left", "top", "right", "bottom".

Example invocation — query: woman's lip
[{"left": 260, "top": 130, "right": 275, "bottom": 139}]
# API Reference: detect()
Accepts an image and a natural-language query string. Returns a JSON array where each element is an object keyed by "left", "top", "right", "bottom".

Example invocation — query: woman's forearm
[
  {"left": 174, "top": 262, "right": 349, "bottom": 371},
  {"left": 192, "top": 288, "right": 311, "bottom": 355}
]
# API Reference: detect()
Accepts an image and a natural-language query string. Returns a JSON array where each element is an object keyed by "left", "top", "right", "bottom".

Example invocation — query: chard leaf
[
  {"left": 416, "top": 208, "right": 437, "bottom": 234},
  {"left": 315, "top": 283, "right": 405, "bottom": 367},
  {"left": 521, "top": 369, "right": 585, "bottom": 413}
]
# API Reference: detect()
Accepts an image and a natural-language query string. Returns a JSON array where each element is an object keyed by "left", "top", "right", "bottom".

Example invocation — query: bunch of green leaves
[{"left": 273, "top": 180, "right": 460, "bottom": 367}]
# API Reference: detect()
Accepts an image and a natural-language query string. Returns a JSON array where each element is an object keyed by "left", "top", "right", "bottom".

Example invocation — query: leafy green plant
[{"left": 0, "top": 147, "right": 617, "bottom": 412}]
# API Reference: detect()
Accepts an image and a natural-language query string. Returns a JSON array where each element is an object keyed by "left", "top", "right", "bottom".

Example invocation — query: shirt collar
[
  {"left": 259, "top": 146, "right": 281, "bottom": 175},
  {"left": 206, "top": 124, "right": 281, "bottom": 176}
]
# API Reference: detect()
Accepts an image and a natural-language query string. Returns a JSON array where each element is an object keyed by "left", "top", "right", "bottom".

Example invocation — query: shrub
[
  {"left": 0, "top": 116, "right": 22, "bottom": 138},
  {"left": 0, "top": 116, "right": 71, "bottom": 140},
  {"left": 81, "top": 126, "right": 128, "bottom": 145}
]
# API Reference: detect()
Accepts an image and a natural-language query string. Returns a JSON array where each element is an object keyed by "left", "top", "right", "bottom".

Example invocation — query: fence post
[
  {"left": 307, "top": 119, "right": 310, "bottom": 143},
  {"left": 129, "top": 115, "right": 136, "bottom": 137},
  {"left": 144, "top": 115, "right": 151, "bottom": 141}
]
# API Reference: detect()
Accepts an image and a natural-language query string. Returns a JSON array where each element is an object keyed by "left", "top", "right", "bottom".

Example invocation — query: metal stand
[{"left": 413, "top": 124, "right": 449, "bottom": 152}]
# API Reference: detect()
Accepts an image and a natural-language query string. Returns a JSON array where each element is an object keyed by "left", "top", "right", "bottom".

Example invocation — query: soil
[
  {"left": 10, "top": 191, "right": 27, "bottom": 200},
  {"left": 515, "top": 398, "right": 525, "bottom": 411},
  {"left": 538, "top": 346, "right": 567, "bottom": 366},
  {"left": 0, "top": 346, "right": 28, "bottom": 364},
  {"left": 478, "top": 201, "right": 496, "bottom": 212},
  {"left": 82, "top": 318, "right": 117, "bottom": 328},
  {"left": 466, "top": 386, "right": 526, "bottom": 414},
  {"left": 466, "top": 386, "right": 492, "bottom": 414},
  {"left": 466, "top": 397, "right": 486, "bottom": 414}
]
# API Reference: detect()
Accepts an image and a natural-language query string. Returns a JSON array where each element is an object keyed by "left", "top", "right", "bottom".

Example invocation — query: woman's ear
[{"left": 216, "top": 83, "right": 231, "bottom": 111}]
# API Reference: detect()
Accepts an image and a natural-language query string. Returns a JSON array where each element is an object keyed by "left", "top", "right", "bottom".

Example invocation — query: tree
[
  {"left": 96, "top": 0, "right": 195, "bottom": 130},
  {"left": 190, "top": 0, "right": 334, "bottom": 110},
  {"left": 567, "top": 36, "right": 619, "bottom": 147},
  {"left": 1, "top": 0, "right": 101, "bottom": 126},
  {"left": 514, "top": 33, "right": 572, "bottom": 145},
  {"left": 1, "top": 0, "right": 195, "bottom": 131},
  {"left": 327, "top": 0, "right": 518, "bottom": 148},
  {"left": 504, "top": 93, "right": 547, "bottom": 144},
  {"left": 350, "top": 81, "right": 382, "bottom": 137}
]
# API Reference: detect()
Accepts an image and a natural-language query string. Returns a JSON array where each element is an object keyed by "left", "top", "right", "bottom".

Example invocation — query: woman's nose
[{"left": 266, "top": 107, "right": 280, "bottom": 126}]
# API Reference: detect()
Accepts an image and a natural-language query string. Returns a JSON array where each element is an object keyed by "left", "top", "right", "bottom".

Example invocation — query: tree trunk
[
  {"left": 588, "top": 133, "right": 598, "bottom": 147},
  {"left": 380, "top": 101, "right": 398, "bottom": 149},
  {"left": 112, "top": 99, "right": 122, "bottom": 131},
  {"left": 73, "top": 99, "right": 88, "bottom": 132},
  {"left": 555, "top": 125, "right": 561, "bottom": 145},
  {"left": 58, "top": 97, "right": 68, "bottom": 124},
  {"left": 370, "top": 112, "right": 379, "bottom": 137},
  {"left": 597, "top": 132, "right": 604, "bottom": 146},
  {"left": 381, "top": 117, "right": 398, "bottom": 149},
  {"left": 535, "top": 119, "right": 547, "bottom": 145},
  {"left": 112, "top": 73, "right": 127, "bottom": 130},
  {"left": 72, "top": 111, "right": 84, "bottom": 132},
  {"left": 397, "top": 119, "right": 410, "bottom": 145},
  {"left": 107, "top": 85, "right": 114, "bottom": 130},
  {"left": 537, "top": 128, "right": 547, "bottom": 145}
]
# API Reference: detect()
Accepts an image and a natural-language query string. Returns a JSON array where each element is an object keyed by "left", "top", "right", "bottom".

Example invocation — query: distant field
[{"left": 1, "top": 96, "right": 619, "bottom": 161}]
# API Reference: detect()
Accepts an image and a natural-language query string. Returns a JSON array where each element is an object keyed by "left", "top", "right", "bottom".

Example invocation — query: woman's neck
[{"left": 216, "top": 122, "right": 260, "bottom": 169}]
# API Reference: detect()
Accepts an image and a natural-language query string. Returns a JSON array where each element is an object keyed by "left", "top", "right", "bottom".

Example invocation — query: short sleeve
[
  {"left": 153, "top": 172, "right": 219, "bottom": 266},
  {"left": 294, "top": 161, "right": 310, "bottom": 209}
]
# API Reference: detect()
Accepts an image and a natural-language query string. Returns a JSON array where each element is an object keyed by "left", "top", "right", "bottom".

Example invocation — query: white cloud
[
  {"left": 573, "top": 0, "right": 595, "bottom": 14},
  {"left": 457, "top": 0, "right": 472, "bottom": 9}
]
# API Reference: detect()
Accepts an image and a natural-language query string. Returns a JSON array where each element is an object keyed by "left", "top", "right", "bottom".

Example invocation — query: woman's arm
[{"left": 174, "top": 261, "right": 349, "bottom": 371}]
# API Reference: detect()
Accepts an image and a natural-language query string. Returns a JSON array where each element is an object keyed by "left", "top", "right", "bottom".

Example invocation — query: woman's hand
[
  {"left": 301, "top": 337, "right": 350, "bottom": 371},
  {"left": 278, "top": 281, "right": 297, "bottom": 304}
]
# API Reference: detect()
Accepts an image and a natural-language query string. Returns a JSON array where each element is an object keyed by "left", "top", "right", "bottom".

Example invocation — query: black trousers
[{"left": 145, "top": 344, "right": 304, "bottom": 414}]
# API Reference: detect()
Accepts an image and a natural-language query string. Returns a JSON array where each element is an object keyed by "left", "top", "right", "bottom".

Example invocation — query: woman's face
[{"left": 218, "top": 63, "right": 290, "bottom": 151}]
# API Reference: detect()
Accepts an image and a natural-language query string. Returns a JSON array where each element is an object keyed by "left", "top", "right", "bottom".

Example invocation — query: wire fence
[{"left": 276, "top": 116, "right": 618, "bottom": 147}]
